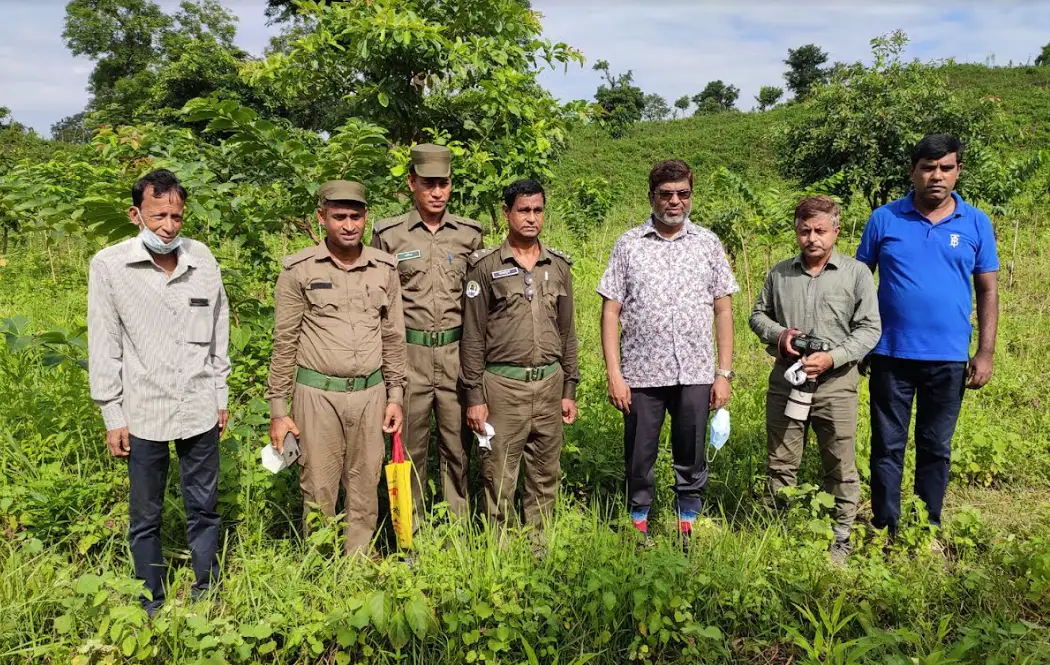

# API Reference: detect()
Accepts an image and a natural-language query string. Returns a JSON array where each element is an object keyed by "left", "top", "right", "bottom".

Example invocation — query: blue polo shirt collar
[{"left": 899, "top": 191, "right": 966, "bottom": 222}]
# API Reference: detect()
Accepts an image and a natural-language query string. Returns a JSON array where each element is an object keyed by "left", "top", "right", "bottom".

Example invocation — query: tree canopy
[
  {"left": 784, "top": 43, "right": 829, "bottom": 99},
  {"left": 776, "top": 31, "right": 996, "bottom": 210}
]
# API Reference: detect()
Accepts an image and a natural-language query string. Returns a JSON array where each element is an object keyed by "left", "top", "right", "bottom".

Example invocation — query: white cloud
[{"left": 1, "top": 1, "right": 1048, "bottom": 135}]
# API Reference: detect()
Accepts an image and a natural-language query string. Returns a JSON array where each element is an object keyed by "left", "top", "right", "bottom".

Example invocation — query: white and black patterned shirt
[
  {"left": 88, "top": 236, "right": 230, "bottom": 440},
  {"left": 597, "top": 217, "right": 739, "bottom": 388}
]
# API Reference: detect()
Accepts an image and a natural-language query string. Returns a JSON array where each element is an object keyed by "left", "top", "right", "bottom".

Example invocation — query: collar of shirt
[
  {"left": 899, "top": 190, "right": 967, "bottom": 223},
  {"left": 125, "top": 236, "right": 198, "bottom": 274},
  {"left": 498, "top": 238, "right": 552, "bottom": 268},
  {"left": 639, "top": 216, "right": 700, "bottom": 241},
  {"left": 791, "top": 248, "right": 844, "bottom": 272},
  {"left": 313, "top": 239, "right": 379, "bottom": 270},
  {"left": 407, "top": 208, "right": 458, "bottom": 231}
]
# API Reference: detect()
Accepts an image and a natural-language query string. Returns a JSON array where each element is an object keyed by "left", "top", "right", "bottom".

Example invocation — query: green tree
[
  {"left": 673, "top": 95, "right": 690, "bottom": 119},
  {"left": 691, "top": 80, "right": 739, "bottom": 114},
  {"left": 755, "top": 85, "right": 784, "bottom": 111},
  {"left": 247, "top": 0, "right": 584, "bottom": 222},
  {"left": 784, "top": 43, "right": 829, "bottom": 99},
  {"left": 1036, "top": 41, "right": 1050, "bottom": 66},
  {"left": 592, "top": 60, "right": 645, "bottom": 127},
  {"left": 775, "top": 31, "right": 997, "bottom": 210},
  {"left": 641, "top": 93, "right": 670, "bottom": 121},
  {"left": 50, "top": 112, "right": 94, "bottom": 143},
  {"left": 62, "top": 0, "right": 254, "bottom": 126}
]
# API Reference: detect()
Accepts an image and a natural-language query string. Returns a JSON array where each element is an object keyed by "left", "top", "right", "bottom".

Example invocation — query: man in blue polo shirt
[{"left": 857, "top": 133, "right": 999, "bottom": 538}]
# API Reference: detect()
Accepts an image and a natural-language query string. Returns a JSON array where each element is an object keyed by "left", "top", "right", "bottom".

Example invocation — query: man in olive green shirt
[{"left": 749, "top": 196, "right": 880, "bottom": 563}]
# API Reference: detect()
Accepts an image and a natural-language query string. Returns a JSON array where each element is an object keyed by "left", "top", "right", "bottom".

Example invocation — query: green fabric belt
[
  {"left": 296, "top": 366, "right": 383, "bottom": 392},
  {"left": 405, "top": 326, "right": 462, "bottom": 347},
  {"left": 485, "top": 362, "right": 560, "bottom": 382}
]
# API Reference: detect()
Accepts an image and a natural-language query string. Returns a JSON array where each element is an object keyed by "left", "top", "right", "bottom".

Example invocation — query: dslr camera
[{"left": 784, "top": 334, "right": 832, "bottom": 422}]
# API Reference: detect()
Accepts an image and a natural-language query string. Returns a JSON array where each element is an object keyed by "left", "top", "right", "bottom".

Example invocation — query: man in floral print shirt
[{"left": 597, "top": 159, "right": 739, "bottom": 546}]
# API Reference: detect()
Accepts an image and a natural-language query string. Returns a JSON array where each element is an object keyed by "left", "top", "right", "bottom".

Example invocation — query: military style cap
[
  {"left": 410, "top": 143, "right": 451, "bottom": 178},
  {"left": 318, "top": 180, "right": 368, "bottom": 205}
]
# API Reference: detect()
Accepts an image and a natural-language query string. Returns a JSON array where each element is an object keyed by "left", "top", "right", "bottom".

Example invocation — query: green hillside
[{"left": 552, "top": 63, "right": 1050, "bottom": 200}]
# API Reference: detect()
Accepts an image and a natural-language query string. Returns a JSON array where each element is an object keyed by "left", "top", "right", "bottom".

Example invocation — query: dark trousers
[
  {"left": 623, "top": 384, "right": 711, "bottom": 516},
  {"left": 128, "top": 426, "right": 220, "bottom": 612},
  {"left": 869, "top": 355, "right": 966, "bottom": 531}
]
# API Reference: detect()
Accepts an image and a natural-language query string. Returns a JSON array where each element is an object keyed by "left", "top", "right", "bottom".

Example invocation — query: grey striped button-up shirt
[{"left": 88, "top": 236, "right": 231, "bottom": 441}]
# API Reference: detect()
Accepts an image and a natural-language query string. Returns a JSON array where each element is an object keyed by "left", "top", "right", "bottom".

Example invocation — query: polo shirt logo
[{"left": 949, "top": 234, "right": 960, "bottom": 248}]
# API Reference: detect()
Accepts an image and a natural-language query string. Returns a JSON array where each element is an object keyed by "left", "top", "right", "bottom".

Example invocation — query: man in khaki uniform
[
  {"left": 266, "top": 180, "right": 407, "bottom": 555},
  {"left": 371, "top": 144, "right": 483, "bottom": 519},
  {"left": 460, "top": 179, "right": 579, "bottom": 527}
]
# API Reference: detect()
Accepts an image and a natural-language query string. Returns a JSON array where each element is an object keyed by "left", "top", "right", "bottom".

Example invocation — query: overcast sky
[{"left": 3, "top": 1, "right": 1050, "bottom": 136}]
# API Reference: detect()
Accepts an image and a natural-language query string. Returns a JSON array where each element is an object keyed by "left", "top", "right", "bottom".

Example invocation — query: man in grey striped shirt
[{"left": 88, "top": 169, "right": 230, "bottom": 615}]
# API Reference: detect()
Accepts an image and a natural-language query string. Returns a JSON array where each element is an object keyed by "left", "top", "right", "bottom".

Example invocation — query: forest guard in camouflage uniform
[
  {"left": 266, "top": 180, "right": 407, "bottom": 556},
  {"left": 459, "top": 179, "right": 580, "bottom": 530},
  {"left": 371, "top": 144, "right": 483, "bottom": 521}
]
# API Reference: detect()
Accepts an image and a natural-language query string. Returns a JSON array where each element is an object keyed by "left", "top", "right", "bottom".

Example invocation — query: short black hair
[
  {"left": 132, "top": 169, "right": 187, "bottom": 208},
  {"left": 911, "top": 134, "right": 963, "bottom": 167},
  {"left": 502, "top": 179, "right": 545, "bottom": 209}
]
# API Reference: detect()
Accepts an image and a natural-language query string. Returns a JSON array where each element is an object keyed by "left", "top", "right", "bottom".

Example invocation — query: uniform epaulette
[
  {"left": 467, "top": 246, "right": 498, "bottom": 266},
  {"left": 547, "top": 247, "right": 573, "bottom": 266},
  {"left": 282, "top": 245, "right": 316, "bottom": 269},
  {"left": 367, "top": 247, "right": 397, "bottom": 267},
  {"left": 371, "top": 214, "right": 408, "bottom": 235},
  {"left": 455, "top": 215, "right": 484, "bottom": 232}
]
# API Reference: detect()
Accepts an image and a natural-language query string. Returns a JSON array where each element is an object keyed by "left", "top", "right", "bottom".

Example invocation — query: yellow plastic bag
[{"left": 385, "top": 432, "right": 413, "bottom": 549}]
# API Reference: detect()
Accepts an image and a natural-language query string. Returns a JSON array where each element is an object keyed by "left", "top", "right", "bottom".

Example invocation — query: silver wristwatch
[{"left": 715, "top": 368, "right": 735, "bottom": 382}]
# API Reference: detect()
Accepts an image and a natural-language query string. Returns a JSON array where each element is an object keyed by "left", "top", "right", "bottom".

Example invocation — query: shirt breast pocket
[
  {"left": 396, "top": 252, "right": 427, "bottom": 291},
  {"left": 187, "top": 297, "right": 214, "bottom": 344},
  {"left": 822, "top": 292, "right": 855, "bottom": 327},
  {"left": 491, "top": 277, "right": 524, "bottom": 316},
  {"left": 305, "top": 283, "right": 340, "bottom": 314}
]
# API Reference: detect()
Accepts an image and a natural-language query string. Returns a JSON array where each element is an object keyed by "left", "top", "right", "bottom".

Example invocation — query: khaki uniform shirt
[
  {"left": 749, "top": 249, "right": 881, "bottom": 368},
  {"left": 266, "top": 242, "right": 408, "bottom": 418},
  {"left": 370, "top": 209, "right": 483, "bottom": 331},
  {"left": 459, "top": 239, "right": 580, "bottom": 406}
]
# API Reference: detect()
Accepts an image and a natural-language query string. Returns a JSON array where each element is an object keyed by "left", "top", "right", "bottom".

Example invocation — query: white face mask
[{"left": 134, "top": 207, "right": 183, "bottom": 254}]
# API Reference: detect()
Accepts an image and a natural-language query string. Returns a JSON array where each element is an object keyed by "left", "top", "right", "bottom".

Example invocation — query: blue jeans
[
  {"left": 868, "top": 355, "right": 966, "bottom": 532},
  {"left": 128, "top": 426, "right": 220, "bottom": 613}
]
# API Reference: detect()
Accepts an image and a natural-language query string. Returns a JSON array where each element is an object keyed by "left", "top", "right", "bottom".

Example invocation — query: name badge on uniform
[
  {"left": 189, "top": 298, "right": 210, "bottom": 307},
  {"left": 396, "top": 249, "right": 422, "bottom": 263},
  {"left": 308, "top": 282, "right": 333, "bottom": 290},
  {"left": 492, "top": 267, "right": 519, "bottom": 280}
]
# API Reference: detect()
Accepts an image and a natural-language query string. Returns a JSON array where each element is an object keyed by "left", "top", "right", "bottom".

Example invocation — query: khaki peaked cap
[
  {"left": 318, "top": 180, "right": 368, "bottom": 206},
  {"left": 410, "top": 143, "right": 452, "bottom": 178}
]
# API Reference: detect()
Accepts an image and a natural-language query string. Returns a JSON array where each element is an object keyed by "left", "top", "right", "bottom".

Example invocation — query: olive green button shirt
[
  {"left": 459, "top": 239, "right": 580, "bottom": 406},
  {"left": 749, "top": 249, "right": 881, "bottom": 368}
]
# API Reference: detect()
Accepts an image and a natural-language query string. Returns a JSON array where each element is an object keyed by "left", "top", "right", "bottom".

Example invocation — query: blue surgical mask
[
  {"left": 707, "top": 408, "right": 730, "bottom": 462},
  {"left": 135, "top": 208, "right": 183, "bottom": 254}
]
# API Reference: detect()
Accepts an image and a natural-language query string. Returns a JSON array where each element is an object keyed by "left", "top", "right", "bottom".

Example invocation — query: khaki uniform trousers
[
  {"left": 766, "top": 363, "right": 861, "bottom": 540},
  {"left": 402, "top": 341, "right": 471, "bottom": 519},
  {"left": 292, "top": 381, "right": 385, "bottom": 555},
  {"left": 481, "top": 366, "right": 564, "bottom": 526}
]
